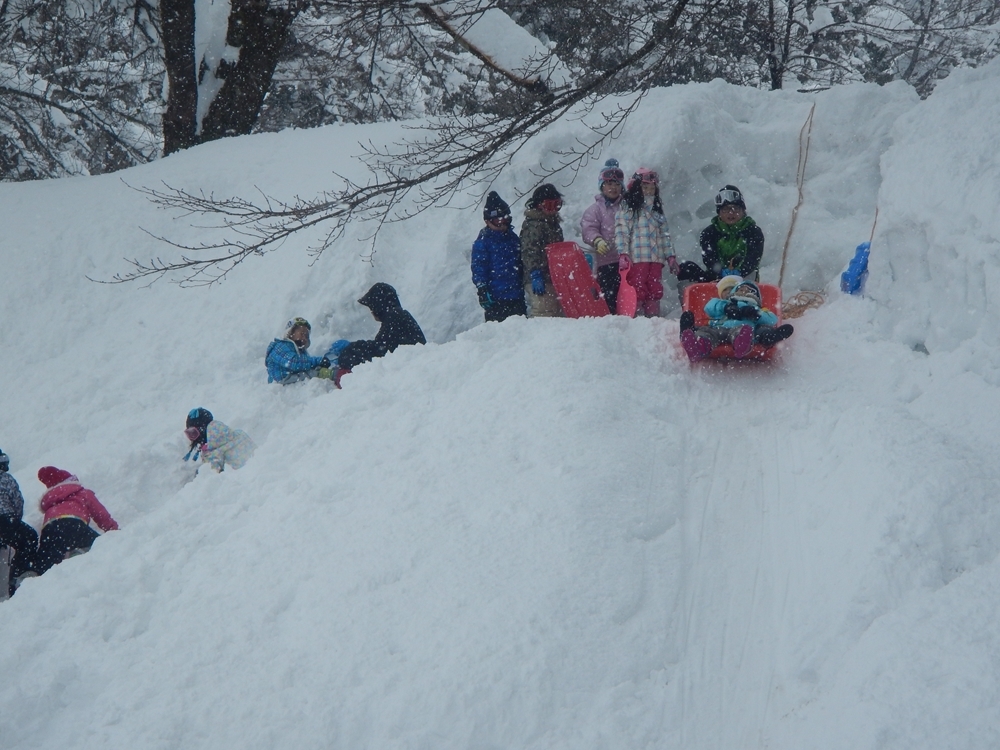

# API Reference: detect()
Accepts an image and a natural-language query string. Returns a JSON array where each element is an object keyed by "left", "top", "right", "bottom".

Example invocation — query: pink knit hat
[{"left": 38, "top": 466, "right": 73, "bottom": 488}]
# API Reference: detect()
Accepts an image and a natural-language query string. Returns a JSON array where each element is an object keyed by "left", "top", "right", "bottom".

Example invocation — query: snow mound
[{"left": 2, "top": 65, "right": 1000, "bottom": 748}]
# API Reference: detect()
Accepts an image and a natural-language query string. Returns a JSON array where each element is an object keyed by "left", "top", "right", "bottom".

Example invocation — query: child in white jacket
[{"left": 184, "top": 408, "right": 256, "bottom": 472}]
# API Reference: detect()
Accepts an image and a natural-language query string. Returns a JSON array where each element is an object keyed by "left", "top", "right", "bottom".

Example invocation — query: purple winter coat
[{"left": 580, "top": 194, "right": 622, "bottom": 268}]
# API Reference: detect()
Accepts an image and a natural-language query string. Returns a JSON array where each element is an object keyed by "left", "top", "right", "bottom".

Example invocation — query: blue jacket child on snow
[
  {"left": 471, "top": 191, "right": 526, "bottom": 323},
  {"left": 265, "top": 317, "right": 349, "bottom": 384},
  {"left": 680, "top": 278, "right": 793, "bottom": 362}
]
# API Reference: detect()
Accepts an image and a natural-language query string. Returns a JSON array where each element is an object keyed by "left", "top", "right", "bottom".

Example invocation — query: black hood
[{"left": 358, "top": 283, "right": 402, "bottom": 316}]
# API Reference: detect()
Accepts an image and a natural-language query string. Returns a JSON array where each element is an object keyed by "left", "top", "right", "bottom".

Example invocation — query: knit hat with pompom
[{"left": 38, "top": 466, "right": 74, "bottom": 488}]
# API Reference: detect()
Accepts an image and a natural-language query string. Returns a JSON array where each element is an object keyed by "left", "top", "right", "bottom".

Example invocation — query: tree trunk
[
  {"left": 161, "top": 0, "right": 198, "bottom": 155},
  {"left": 199, "top": 0, "right": 298, "bottom": 143},
  {"left": 160, "top": 0, "right": 299, "bottom": 156}
]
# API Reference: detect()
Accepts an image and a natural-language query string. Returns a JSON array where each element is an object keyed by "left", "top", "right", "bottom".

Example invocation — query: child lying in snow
[{"left": 680, "top": 277, "right": 793, "bottom": 362}]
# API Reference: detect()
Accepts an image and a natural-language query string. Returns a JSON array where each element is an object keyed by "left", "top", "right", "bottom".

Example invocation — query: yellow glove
[
  {"left": 594, "top": 237, "right": 609, "bottom": 255},
  {"left": 316, "top": 367, "right": 333, "bottom": 380}
]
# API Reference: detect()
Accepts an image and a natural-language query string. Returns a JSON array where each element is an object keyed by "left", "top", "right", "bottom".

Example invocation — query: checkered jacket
[{"left": 614, "top": 205, "right": 674, "bottom": 264}]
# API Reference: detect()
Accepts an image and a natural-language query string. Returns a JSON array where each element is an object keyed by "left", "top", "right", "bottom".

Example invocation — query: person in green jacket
[
  {"left": 677, "top": 185, "right": 765, "bottom": 283},
  {"left": 519, "top": 183, "right": 565, "bottom": 317}
]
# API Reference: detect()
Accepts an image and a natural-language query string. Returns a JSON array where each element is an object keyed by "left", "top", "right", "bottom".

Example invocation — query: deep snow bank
[{"left": 1, "top": 66, "right": 1000, "bottom": 749}]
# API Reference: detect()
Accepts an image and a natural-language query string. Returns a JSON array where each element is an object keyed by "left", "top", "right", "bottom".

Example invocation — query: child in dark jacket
[
  {"left": 0, "top": 449, "right": 38, "bottom": 596},
  {"left": 519, "top": 184, "right": 565, "bottom": 318},
  {"left": 471, "top": 191, "right": 526, "bottom": 323},
  {"left": 337, "top": 283, "right": 426, "bottom": 372},
  {"left": 35, "top": 466, "right": 118, "bottom": 576},
  {"left": 678, "top": 185, "right": 765, "bottom": 284}
]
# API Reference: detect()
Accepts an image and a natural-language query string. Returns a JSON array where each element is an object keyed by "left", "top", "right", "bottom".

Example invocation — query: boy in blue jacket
[
  {"left": 680, "top": 279, "right": 793, "bottom": 361},
  {"left": 471, "top": 191, "right": 526, "bottom": 323},
  {"left": 265, "top": 317, "right": 349, "bottom": 384}
]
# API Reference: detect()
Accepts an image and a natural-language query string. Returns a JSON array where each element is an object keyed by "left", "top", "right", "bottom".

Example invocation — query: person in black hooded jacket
[{"left": 337, "top": 283, "right": 426, "bottom": 372}]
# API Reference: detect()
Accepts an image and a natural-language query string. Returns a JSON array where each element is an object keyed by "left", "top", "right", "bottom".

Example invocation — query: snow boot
[
  {"left": 680, "top": 310, "right": 695, "bottom": 332},
  {"left": 732, "top": 324, "right": 754, "bottom": 358},
  {"left": 681, "top": 330, "right": 713, "bottom": 362},
  {"left": 756, "top": 323, "right": 794, "bottom": 348}
]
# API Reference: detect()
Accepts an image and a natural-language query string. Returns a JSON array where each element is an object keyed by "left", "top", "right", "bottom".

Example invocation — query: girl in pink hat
[{"left": 35, "top": 467, "right": 118, "bottom": 575}]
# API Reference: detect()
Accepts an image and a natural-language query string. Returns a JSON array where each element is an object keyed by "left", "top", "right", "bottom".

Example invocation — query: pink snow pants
[{"left": 626, "top": 261, "right": 664, "bottom": 317}]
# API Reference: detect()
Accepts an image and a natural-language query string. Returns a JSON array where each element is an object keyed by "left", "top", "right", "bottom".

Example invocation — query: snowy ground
[{"left": 1, "top": 58, "right": 1000, "bottom": 749}]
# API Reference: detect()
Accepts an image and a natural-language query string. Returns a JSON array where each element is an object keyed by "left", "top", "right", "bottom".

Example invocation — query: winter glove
[
  {"left": 316, "top": 367, "right": 334, "bottom": 380},
  {"left": 530, "top": 269, "right": 546, "bottom": 296},
  {"left": 319, "top": 357, "right": 332, "bottom": 369},
  {"left": 737, "top": 305, "right": 760, "bottom": 321},
  {"left": 724, "top": 300, "right": 742, "bottom": 320},
  {"left": 325, "top": 339, "right": 350, "bottom": 360},
  {"left": 476, "top": 285, "right": 495, "bottom": 309},
  {"left": 594, "top": 237, "right": 609, "bottom": 256},
  {"left": 666, "top": 255, "right": 680, "bottom": 275}
]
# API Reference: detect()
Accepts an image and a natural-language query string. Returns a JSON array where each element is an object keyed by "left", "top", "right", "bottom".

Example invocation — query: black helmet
[
  {"left": 186, "top": 407, "right": 214, "bottom": 430},
  {"left": 715, "top": 185, "right": 746, "bottom": 212}
]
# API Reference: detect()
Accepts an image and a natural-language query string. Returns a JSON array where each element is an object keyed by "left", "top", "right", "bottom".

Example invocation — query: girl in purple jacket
[{"left": 580, "top": 159, "right": 625, "bottom": 312}]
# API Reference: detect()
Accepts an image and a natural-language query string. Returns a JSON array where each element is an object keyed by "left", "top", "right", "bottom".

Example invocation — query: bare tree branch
[{"left": 111, "top": 0, "right": 694, "bottom": 285}]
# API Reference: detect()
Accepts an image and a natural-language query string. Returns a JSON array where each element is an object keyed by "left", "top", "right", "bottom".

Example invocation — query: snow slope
[{"left": 1, "top": 60, "right": 1000, "bottom": 749}]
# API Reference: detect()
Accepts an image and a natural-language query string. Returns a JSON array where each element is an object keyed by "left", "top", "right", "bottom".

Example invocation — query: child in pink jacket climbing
[{"left": 35, "top": 466, "right": 118, "bottom": 575}]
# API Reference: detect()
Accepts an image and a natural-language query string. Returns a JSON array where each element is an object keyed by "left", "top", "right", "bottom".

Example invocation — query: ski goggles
[
  {"left": 715, "top": 188, "right": 744, "bottom": 207},
  {"left": 632, "top": 171, "right": 659, "bottom": 185},
  {"left": 600, "top": 167, "right": 625, "bottom": 184},
  {"left": 486, "top": 215, "right": 511, "bottom": 226}
]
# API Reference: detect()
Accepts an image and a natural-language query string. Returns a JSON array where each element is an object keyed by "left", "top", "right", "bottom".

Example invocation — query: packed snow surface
[{"left": 2, "top": 60, "right": 1000, "bottom": 749}]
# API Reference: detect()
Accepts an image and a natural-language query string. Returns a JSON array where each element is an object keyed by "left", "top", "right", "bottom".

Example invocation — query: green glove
[{"left": 594, "top": 237, "right": 609, "bottom": 255}]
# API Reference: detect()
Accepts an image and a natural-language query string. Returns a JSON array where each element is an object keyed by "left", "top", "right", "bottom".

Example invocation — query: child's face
[
  {"left": 601, "top": 181, "right": 622, "bottom": 200},
  {"left": 641, "top": 182, "right": 657, "bottom": 197},
  {"left": 288, "top": 326, "right": 310, "bottom": 348},
  {"left": 718, "top": 204, "right": 746, "bottom": 225}
]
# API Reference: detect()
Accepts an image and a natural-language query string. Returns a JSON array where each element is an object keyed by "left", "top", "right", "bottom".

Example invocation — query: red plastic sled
[
  {"left": 546, "top": 241, "right": 610, "bottom": 319},
  {"left": 616, "top": 254, "right": 638, "bottom": 317},
  {"left": 682, "top": 282, "right": 783, "bottom": 361}
]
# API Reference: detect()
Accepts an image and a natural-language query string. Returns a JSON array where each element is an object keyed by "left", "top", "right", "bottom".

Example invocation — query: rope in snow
[
  {"left": 782, "top": 291, "right": 825, "bottom": 319},
  {"left": 778, "top": 102, "right": 816, "bottom": 291},
  {"left": 778, "top": 102, "right": 826, "bottom": 320}
]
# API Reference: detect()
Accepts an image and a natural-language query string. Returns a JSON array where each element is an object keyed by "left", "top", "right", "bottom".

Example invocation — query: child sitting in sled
[{"left": 680, "top": 277, "right": 793, "bottom": 362}]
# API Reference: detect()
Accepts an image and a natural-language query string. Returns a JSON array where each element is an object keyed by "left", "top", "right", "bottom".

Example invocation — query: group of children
[
  {"left": 470, "top": 159, "right": 792, "bottom": 359},
  {"left": 1, "top": 175, "right": 791, "bottom": 598},
  {"left": 186, "top": 282, "right": 427, "bottom": 477},
  {"left": 0, "top": 449, "right": 118, "bottom": 599}
]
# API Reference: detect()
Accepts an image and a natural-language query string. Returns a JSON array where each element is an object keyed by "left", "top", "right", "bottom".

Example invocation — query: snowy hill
[{"left": 1, "top": 59, "right": 1000, "bottom": 749}]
